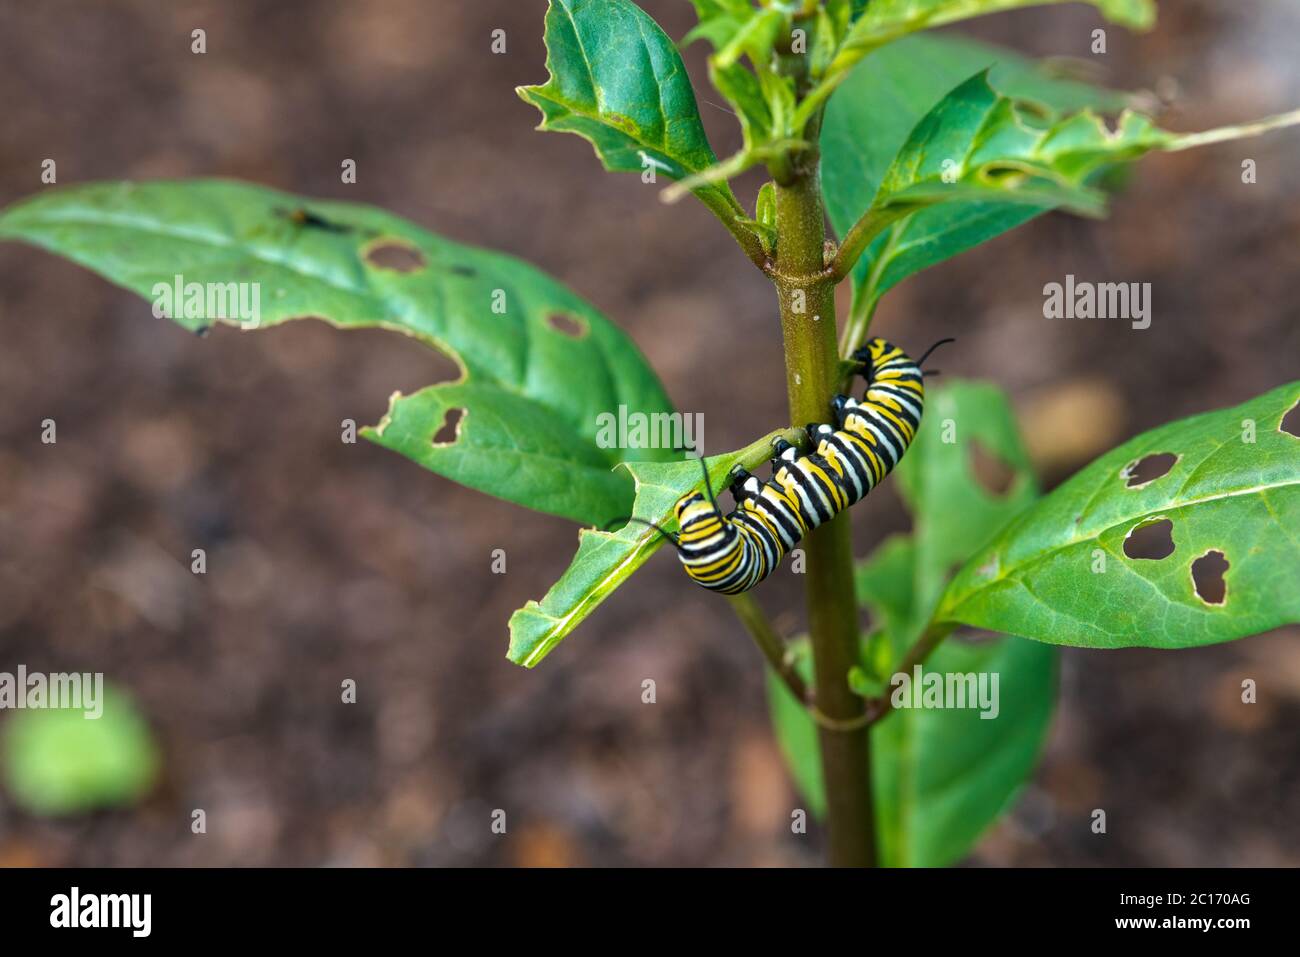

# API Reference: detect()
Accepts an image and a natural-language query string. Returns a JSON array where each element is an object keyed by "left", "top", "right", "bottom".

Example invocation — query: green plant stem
[
  {"left": 773, "top": 160, "right": 876, "bottom": 869},
  {"left": 726, "top": 594, "right": 810, "bottom": 706}
]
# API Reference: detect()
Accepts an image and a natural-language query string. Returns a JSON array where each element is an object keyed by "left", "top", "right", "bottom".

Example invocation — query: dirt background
[{"left": 0, "top": 0, "right": 1297, "bottom": 867}]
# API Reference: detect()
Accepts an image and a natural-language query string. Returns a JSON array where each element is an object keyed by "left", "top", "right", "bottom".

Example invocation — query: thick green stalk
[{"left": 773, "top": 163, "right": 876, "bottom": 868}]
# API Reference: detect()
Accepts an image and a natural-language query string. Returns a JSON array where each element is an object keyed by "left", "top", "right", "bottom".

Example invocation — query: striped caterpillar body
[{"left": 671, "top": 337, "right": 936, "bottom": 595}]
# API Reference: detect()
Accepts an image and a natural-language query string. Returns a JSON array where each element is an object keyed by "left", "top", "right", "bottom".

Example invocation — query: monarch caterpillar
[{"left": 631, "top": 337, "right": 951, "bottom": 595}]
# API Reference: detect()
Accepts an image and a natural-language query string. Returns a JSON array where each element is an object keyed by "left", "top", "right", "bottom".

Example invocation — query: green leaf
[
  {"left": 0, "top": 179, "right": 675, "bottom": 527},
  {"left": 823, "top": 35, "right": 1133, "bottom": 314},
  {"left": 519, "top": 0, "right": 741, "bottom": 220},
  {"left": 938, "top": 381, "right": 1300, "bottom": 648},
  {"left": 895, "top": 379, "right": 1041, "bottom": 608},
  {"left": 508, "top": 429, "right": 802, "bottom": 667},
  {"left": 769, "top": 381, "right": 1056, "bottom": 865},
  {"left": 826, "top": 40, "right": 1300, "bottom": 322},
  {"left": 800, "top": 0, "right": 1155, "bottom": 128},
  {"left": 1, "top": 685, "right": 159, "bottom": 816},
  {"left": 874, "top": 71, "right": 1299, "bottom": 218}
]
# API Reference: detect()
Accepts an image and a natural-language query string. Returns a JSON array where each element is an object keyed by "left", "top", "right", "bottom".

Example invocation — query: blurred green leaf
[
  {"left": 768, "top": 627, "right": 1056, "bottom": 866},
  {"left": 0, "top": 179, "right": 676, "bottom": 527},
  {"left": 2, "top": 685, "right": 159, "bottom": 816},
  {"left": 769, "top": 381, "right": 1056, "bottom": 865},
  {"left": 509, "top": 429, "right": 801, "bottom": 667},
  {"left": 938, "top": 381, "right": 1300, "bottom": 648},
  {"left": 896, "top": 379, "right": 1041, "bottom": 609}
]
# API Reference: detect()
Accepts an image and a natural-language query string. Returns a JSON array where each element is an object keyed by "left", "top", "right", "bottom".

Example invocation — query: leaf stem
[
  {"left": 772, "top": 144, "right": 876, "bottom": 868},
  {"left": 694, "top": 186, "right": 772, "bottom": 271},
  {"left": 864, "top": 621, "right": 954, "bottom": 726},
  {"left": 726, "top": 593, "right": 810, "bottom": 706},
  {"left": 828, "top": 202, "right": 918, "bottom": 283}
]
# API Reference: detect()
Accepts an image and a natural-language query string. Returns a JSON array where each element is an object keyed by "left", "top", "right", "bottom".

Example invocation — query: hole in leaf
[
  {"left": 1123, "top": 518, "right": 1175, "bottom": 560},
  {"left": 1282, "top": 399, "right": 1300, "bottom": 438},
  {"left": 364, "top": 240, "right": 426, "bottom": 273},
  {"left": 431, "top": 408, "right": 464, "bottom": 447},
  {"left": 1191, "top": 549, "right": 1229, "bottom": 605},
  {"left": 969, "top": 440, "right": 1016, "bottom": 497},
  {"left": 547, "top": 312, "right": 588, "bottom": 339},
  {"left": 1122, "top": 452, "right": 1178, "bottom": 488}
]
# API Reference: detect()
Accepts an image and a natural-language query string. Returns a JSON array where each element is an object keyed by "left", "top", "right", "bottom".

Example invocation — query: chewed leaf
[
  {"left": 508, "top": 429, "right": 801, "bottom": 667},
  {"left": 938, "top": 381, "right": 1300, "bottom": 648},
  {"left": 0, "top": 179, "right": 677, "bottom": 527}
]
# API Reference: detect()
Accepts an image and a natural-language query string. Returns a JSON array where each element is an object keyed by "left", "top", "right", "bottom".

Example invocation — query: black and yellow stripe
[{"left": 672, "top": 337, "right": 928, "bottom": 595}]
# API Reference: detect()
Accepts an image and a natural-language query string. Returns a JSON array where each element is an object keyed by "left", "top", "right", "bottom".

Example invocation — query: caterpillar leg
[
  {"left": 806, "top": 422, "right": 835, "bottom": 445},
  {"left": 830, "top": 394, "right": 855, "bottom": 429},
  {"left": 770, "top": 438, "right": 802, "bottom": 480},
  {"left": 728, "top": 465, "right": 763, "bottom": 503}
]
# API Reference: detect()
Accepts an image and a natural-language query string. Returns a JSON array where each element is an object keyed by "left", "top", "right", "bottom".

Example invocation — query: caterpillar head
[{"left": 851, "top": 337, "right": 891, "bottom": 365}]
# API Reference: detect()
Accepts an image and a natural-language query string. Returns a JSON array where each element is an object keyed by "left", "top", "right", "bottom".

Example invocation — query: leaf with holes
[
  {"left": 0, "top": 179, "right": 676, "bottom": 527},
  {"left": 768, "top": 381, "right": 1056, "bottom": 865},
  {"left": 937, "top": 381, "right": 1300, "bottom": 648},
  {"left": 822, "top": 34, "right": 1133, "bottom": 318},
  {"left": 509, "top": 429, "right": 801, "bottom": 667},
  {"left": 799, "top": 0, "right": 1155, "bottom": 129},
  {"left": 519, "top": 0, "right": 743, "bottom": 226}
]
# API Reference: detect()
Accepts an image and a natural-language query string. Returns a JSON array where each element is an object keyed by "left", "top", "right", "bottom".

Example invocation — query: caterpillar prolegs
[{"left": 661, "top": 337, "right": 950, "bottom": 595}]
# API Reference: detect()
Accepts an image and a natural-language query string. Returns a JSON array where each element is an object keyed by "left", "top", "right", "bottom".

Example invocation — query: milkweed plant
[{"left": 2, "top": 0, "right": 1298, "bottom": 867}]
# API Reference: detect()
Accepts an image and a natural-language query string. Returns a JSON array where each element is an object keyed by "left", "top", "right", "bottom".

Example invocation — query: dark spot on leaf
[
  {"left": 968, "top": 440, "right": 1016, "bottom": 497},
  {"left": 547, "top": 312, "right": 588, "bottom": 339},
  {"left": 1191, "top": 549, "right": 1229, "bottom": 605},
  {"left": 431, "top": 408, "right": 464, "bottom": 447},
  {"left": 1281, "top": 398, "right": 1300, "bottom": 438},
  {"left": 194, "top": 325, "right": 211, "bottom": 338},
  {"left": 449, "top": 265, "right": 477, "bottom": 278},
  {"left": 365, "top": 240, "right": 426, "bottom": 273},
  {"left": 952, "top": 627, "right": 1000, "bottom": 645},
  {"left": 1123, "top": 518, "right": 1175, "bottom": 560},
  {"left": 1122, "top": 452, "right": 1178, "bottom": 488},
  {"left": 606, "top": 112, "right": 636, "bottom": 132},
  {"left": 276, "top": 206, "right": 353, "bottom": 234}
]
